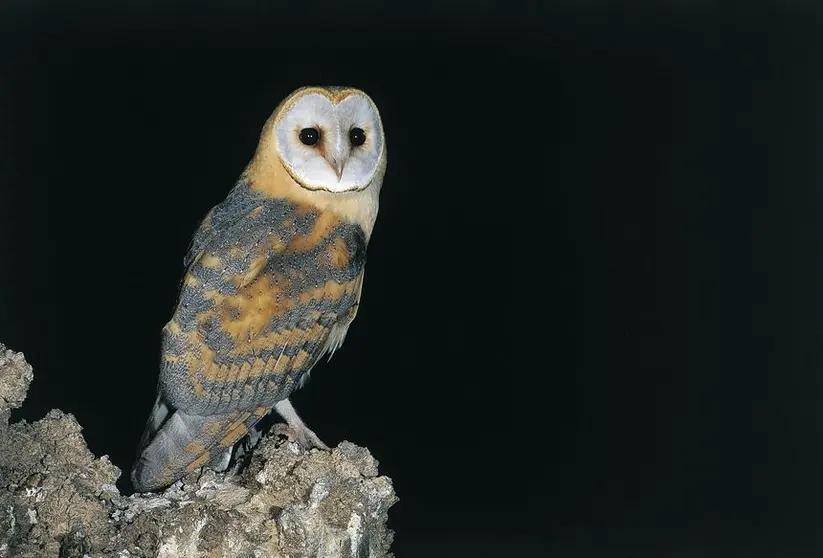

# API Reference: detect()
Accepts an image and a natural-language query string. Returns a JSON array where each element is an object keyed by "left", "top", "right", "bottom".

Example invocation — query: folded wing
[{"left": 132, "top": 194, "right": 367, "bottom": 491}]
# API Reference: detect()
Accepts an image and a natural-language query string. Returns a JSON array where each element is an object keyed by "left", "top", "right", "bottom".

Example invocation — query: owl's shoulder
[{"left": 186, "top": 181, "right": 368, "bottom": 281}]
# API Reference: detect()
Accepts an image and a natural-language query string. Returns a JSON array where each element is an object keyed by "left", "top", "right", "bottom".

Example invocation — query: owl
[{"left": 131, "top": 86, "right": 387, "bottom": 493}]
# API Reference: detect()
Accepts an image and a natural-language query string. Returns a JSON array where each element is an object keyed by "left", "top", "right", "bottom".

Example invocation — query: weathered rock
[
  {"left": 0, "top": 343, "right": 33, "bottom": 422},
  {"left": 0, "top": 344, "right": 397, "bottom": 557}
]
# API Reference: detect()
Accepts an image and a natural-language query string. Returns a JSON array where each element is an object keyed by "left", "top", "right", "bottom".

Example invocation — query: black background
[{"left": 1, "top": 1, "right": 822, "bottom": 556}]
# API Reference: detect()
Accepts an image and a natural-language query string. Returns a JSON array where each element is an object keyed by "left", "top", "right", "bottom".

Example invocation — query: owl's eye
[
  {"left": 349, "top": 127, "right": 366, "bottom": 147},
  {"left": 299, "top": 128, "right": 320, "bottom": 146}
]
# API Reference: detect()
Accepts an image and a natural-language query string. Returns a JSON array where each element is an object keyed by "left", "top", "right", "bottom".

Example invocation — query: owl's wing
[
  {"left": 168, "top": 198, "right": 367, "bottom": 408},
  {"left": 133, "top": 201, "right": 366, "bottom": 491},
  {"left": 182, "top": 208, "right": 215, "bottom": 269},
  {"left": 182, "top": 183, "right": 265, "bottom": 269}
]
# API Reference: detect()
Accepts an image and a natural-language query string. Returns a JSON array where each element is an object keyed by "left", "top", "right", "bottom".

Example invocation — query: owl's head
[{"left": 268, "top": 86, "right": 385, "bottom": 193}]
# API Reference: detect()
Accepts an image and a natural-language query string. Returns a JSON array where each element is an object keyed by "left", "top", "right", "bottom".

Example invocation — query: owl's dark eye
[
  {"left": 299, "top": 128, "right": 320, "bottom": 146},
  {"left": 349, "top": 127, "right": 366, "bottom": 147}
]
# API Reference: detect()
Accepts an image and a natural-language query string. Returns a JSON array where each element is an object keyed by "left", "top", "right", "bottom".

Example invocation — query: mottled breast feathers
[{"left": 160, "top": 180, "right": 367, "bottom": 416}]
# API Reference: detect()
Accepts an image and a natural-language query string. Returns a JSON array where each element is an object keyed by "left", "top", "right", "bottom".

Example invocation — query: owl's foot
[
  {"left": 272, "top": 422, "right": 329, "bottom": 450},
  {"left": 273, "top": 398, "right": 330, "bottom": 451}
]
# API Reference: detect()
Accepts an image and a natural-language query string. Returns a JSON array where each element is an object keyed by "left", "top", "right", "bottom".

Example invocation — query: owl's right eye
[{"left": 299, "top": 128, "right": 320, "bottom": 146}]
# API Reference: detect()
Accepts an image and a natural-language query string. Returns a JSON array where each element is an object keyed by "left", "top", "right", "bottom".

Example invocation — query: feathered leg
[{"left": 272, "top": 398, "right": 329, "bottom": 450}]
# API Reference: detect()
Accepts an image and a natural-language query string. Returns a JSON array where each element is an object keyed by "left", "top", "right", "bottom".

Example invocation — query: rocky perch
[{"left": 0, "top": 344, "right": 397, "bottom": 557}]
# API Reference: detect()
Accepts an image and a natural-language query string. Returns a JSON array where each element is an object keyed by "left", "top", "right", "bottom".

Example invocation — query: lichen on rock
[{"left": 0, "top": 344, "right": 397, "bottom": 557}]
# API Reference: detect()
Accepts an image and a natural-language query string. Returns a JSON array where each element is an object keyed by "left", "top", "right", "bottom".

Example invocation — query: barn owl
[{"left": 131, "top": 86, "right": 386, "bottom": 493}]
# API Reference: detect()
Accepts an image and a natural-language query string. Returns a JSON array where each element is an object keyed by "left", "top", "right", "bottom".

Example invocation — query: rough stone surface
[
  {"left": 0, "top": 343, "right": 33, "bottom": 423},
  {"left": 0, "top": 344, "right": 397, "bottom": 557}
]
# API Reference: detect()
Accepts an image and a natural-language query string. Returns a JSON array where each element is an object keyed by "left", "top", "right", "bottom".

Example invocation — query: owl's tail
[{"left": 130, "top": 399, "right": 269, "bottom": 493}]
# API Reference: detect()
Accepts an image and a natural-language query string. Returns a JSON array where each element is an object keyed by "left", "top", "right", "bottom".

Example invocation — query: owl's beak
[{"left": 326, "top": 156, "right": 346, "bottom": 181}]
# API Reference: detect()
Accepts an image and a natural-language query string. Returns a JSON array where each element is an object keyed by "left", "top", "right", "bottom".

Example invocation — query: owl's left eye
[{"left": 349, "top": 127, "right": 366, "bottom": 147}]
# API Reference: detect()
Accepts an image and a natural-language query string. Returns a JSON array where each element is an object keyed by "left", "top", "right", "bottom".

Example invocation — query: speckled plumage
[{"left": 131, "top": 86, "right": 386, "bottom": 492}]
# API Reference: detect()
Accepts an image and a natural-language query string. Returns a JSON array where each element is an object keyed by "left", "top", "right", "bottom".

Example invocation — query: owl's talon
[{"left": 273, "top": 422, "right": 329, "bottom": 451}]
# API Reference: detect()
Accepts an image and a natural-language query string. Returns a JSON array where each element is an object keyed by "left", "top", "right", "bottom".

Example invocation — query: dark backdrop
[{"left": 1, "top": 2, "right": 822, "bottom": 556}]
